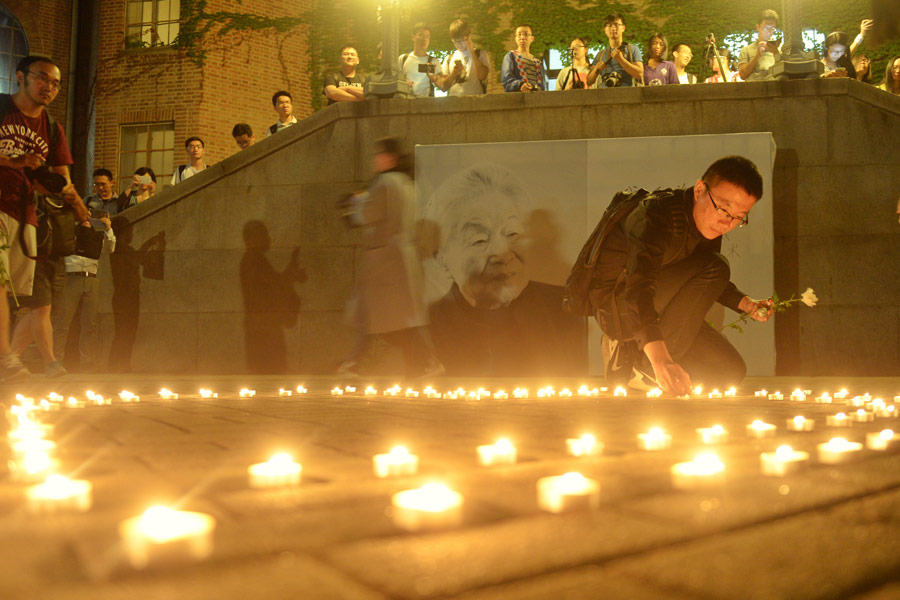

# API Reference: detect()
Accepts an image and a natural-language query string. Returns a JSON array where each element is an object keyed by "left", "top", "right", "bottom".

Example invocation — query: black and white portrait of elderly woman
[{"left": 423, "top": 162, "right": 587, "bottom": 376}]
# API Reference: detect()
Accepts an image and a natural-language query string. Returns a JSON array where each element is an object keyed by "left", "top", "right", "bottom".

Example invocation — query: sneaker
[
  {"left": 0, "top": 353, "right": 31, "bottom": 382},
  {"left": 628, "top": 367, "right": 659, "bottom": 392},
  {"left": 43, "top": 360, "right": 68, "bottom": 379},
  {"left": 336, "top": 360, "right": 360, "bottom": 379},
  {"left": 602, "top": 335, "right": 636, "bottom": 387}
]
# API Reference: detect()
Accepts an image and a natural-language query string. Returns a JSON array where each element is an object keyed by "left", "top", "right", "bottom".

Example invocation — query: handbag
[{"left": 23, "top": 193, "right": 77, "bottom": 259}]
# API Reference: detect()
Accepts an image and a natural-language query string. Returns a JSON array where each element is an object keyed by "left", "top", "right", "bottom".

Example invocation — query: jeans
[{"left": 52, "top": 273, "right": 100, "bottom": 370}]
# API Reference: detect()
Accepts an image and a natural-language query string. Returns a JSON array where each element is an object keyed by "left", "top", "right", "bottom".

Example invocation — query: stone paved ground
[{"left": 2, "top": 375, "right": 900, "bottom": 600}]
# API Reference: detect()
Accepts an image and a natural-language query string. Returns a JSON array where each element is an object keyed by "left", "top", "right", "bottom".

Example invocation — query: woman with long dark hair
[
  {"left": 878, "top": 56, "right": 900, "bottom": 95},
  {"left": 643, "top": 32, "right": 679, "bottom": 85}
]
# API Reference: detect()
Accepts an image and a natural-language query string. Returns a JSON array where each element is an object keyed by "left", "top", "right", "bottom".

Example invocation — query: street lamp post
[
  {"left": 770, "top": 0, "right": 823, "bottom": 79},
  {"left": 364, "top": 1, "right": 410, "bottom": 99}
]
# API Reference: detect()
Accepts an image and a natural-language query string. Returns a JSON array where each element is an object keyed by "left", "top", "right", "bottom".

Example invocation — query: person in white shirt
[
  {"left": 267, "top": 91, "right": 298, "bottom": 135},
  {"left": 441, "top": 20, "right": 490, "bottom": 96},
  {"left": 671, "top": 43, "right": 697, "bottom": 84},
  {"left": 171, "top": 137, "right": 207, "bottom": 185},
  {"left": 399, "top": 23, "right": 444, "bottom": 97}
]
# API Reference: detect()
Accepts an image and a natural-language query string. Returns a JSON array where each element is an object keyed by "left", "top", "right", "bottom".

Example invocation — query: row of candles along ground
[{"left": 6, "top": 384, "right": 900, "bottom": 570}]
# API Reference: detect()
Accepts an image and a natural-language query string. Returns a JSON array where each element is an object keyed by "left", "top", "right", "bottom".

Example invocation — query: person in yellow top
[{"left": 877, "top": 56, "right": 900, "bottom": 95}]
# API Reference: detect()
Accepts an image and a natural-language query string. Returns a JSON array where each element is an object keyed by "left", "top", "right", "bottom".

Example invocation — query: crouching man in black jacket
[{"left": 589, "top": 156, "right": 772, "bottom": 395}]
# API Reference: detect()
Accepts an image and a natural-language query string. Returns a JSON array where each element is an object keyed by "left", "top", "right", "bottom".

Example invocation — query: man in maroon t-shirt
[{"left": 0, "top": 55, "right": 87, "bottom": 381}]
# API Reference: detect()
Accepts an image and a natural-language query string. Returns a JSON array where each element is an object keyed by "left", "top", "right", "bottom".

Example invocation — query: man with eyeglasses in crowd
[
  {"left": 586, "top": 13, "right": 644, "bottom": 88},
  {"left": 585, "top": 156, "right": 772, "bottom": 396},
  {"left": 0, "top": 55, "right": 88, "bottom": 380},
  {"left": 267, "top": 92, "right": 297, "bottom": 136},
  {"left": 739, "top": 9, "right": 781, "bottom": 81}
]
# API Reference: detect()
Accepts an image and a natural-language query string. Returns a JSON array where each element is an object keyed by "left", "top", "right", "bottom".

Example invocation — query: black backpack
[{"left": 562, "top": 188, "right": 651, "bottom": 316}]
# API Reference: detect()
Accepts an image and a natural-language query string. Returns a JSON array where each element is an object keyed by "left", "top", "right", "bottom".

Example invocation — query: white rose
[
  {"left": 756, "top": 307, "right": 768, "bottom": 318},
  {"left": 800, "top": 287, "right": 818, "bottom": 307}
]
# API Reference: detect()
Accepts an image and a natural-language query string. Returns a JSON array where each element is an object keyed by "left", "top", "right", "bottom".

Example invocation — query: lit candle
[
  {"left": 513, "top": 388, "right": 529, "bottom": 399},
  {"left": 47, "top": 392, "right": 64, "bottom": 403},
  {"left": 670, "top": 453, "right": 725, "bottom": 490},
  {"left": 846, "top": 395, "right": 866, "bottom": 408},
  {"left": 119, "top": 390, "right": 140, "bottom": 403},
  {"left": 492, "top": 390, "right": 508, "bottom": 400},
  {"left": 692, "top": 386, "right": 703, "bottom": 396},
  {"left": 826, "top": 412, "right": 852, "bottom": 427},
  {"left": 373, "top": 445, "right": 419, "bottom": 478},
  {"left": 66, "top": 396, "right": 85, "bottom": 408},
  {"left": 754, "top": 389, "right": 768, "bottom": 398},
  {"left": 537, "top": 472, "right": 600, "bottom": 513},
  {"left": 760, "top": 445, "right": 809, "bottom": 476},
  {"left": 537, "top": 387, "right": 556, "bottom": 398},
  {"left": 330, "top": 387, "right": 344, "bottom": 397},
  {"left": 295, "top": 385, "right": 308, "bottom": 394},
  {"left": 746, "top": 420, "right": 777, "bottom": 438},
  {"left": 38, "top": 399, "right": 59, "bottom": 412},
  {"left": 866, "top": 429, "right": 896, "bottom": 451},
  {"left": 158, "top": 388, "right": 178, "bottom": 400},
  {"left": 278, "top": 388, "right": 293, "bottom": 397},
  {"left": 790, "top": 389, "right": 806, "bottom": 402},
  {"left": 637, "top": 427, "right": 671, "bottom": 451},
  {"left": 384, "top": 385, "right": 401, "bottom": 397},
  {"left": 477, "top": 438, "right": 517, "bottom": 466},
  {"left": 696, "top": 424, "right": 728, "bottom": 445},
  {"left": 577, "top": 385, "right": 598, "bottom": 397},
  {"left": 851, "top": 409, "right": 874, "bottom": 423},
  {"left": 477, "top": 388, "right": 491, "bottom": 399},
  {"left": 391, "top": 483, "right": 463, "bottom": 531},
  {"left": 248, "top": 453, "right": 302, "bottom": 488},
  {"left": 26, "top": 474, "right": 92, "bottom": 513},
  {"left": 559, "top": 388, "right": 573, "bottom": 398},
  {"left": 875, "top": 405, "right": 897, "bottom": 418},
  {"left": 834, "top": 389, "right": 849, "bottom": 400},
  {"left": 345, "top": 385, "right": 357, "bottom": 394},
  {"left": 405, "top": 388, "right": 420, "bottom": 398},
  {"left": 613, "top": 386, "right": 628, "bottom": 397},
  {"left": 443, "top": 391, "right": 458, "bottom": 400},
  {"left": 817, "top": 437, "right": 863, "bottom": 464},
  {"left": 724, "top": 387, "right": 737, "bottom": 398},
  {"left": 364, "top": 386, "right": 378, "bottom": 396},
  {"left": 646, "top": 387, "right": 662, "bottom": 398},
  {"left": 566, "top": 433, "right": 603, "bottom": 457},
  {"left": 786, "top": 415, "right": 815, "bottom": 432},
  {"left": 815, "top": 392, "right": 833, "bottom": 404},
  {"left": 8, "top": 450, "right": 56, "bottom": 483},
  {"left": 198, "top": 389, "right": 218, "bottom": 399},
  {"left": 867, "top": 397, "right": 885, "bottom": 412},
  {"left": 768, "top": 391, "right": 783, "bottom": 401},
  {"left": 424, "top": 387, "right": 442, "bottom": 399},
  {"left": 239, "top": 388, "right": 256, "bottom": 398},
  {"left": 119, "top": 506, "right": 216, "bottom": 569},
  {"left": 11, "top": 438, "right": 56, "bottom": 457},
  {"left": 708, "top": 389, "right": 723, "bottom": 399}
]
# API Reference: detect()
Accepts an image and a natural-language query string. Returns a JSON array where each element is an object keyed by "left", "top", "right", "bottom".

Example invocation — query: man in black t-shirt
[{"left": 324, "top": 46, "right": 365, "bottom": 105}]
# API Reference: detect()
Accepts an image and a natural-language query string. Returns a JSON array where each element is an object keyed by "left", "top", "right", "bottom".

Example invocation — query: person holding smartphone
[
  {"left": 117, "top": 167, "right": 156, "bottom": 212},
  {"left": 738, "top": 9, "right": 781, "bottom": 81}
]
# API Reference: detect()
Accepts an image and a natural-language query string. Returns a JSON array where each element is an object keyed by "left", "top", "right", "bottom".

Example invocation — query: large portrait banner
[{"left": 415, "top": 133, "right": 776, "bottom": 378}]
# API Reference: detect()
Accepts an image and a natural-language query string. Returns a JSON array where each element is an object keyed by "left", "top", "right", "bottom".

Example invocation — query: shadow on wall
[
  {"left": 107, "top": 216, "right": 166, "bottom": 372},
  {"left": 240, "top": 220, "right": 306, "bottom": 374}
]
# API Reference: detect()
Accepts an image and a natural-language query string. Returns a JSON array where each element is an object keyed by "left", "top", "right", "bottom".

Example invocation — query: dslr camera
[
  {"left": 25, "top": 164, "right": 67, "bottom": 194},
  {"left": 602, "top": 71, "right": 622, "bottom": 88},
  {"left": 417, "top": 62, "right": 436, "bottom": 74}
]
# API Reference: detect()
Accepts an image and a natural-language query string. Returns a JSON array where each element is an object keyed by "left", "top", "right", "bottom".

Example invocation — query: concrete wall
[{"left": 98, "top": 79, "right": 900, "bottom": 376}]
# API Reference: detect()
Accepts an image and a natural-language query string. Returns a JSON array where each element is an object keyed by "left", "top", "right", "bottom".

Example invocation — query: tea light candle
[
  {"left": 876, "top": 405, "right": 897, "bottom": 418},
  {"left": 851, "top": 409, "right": 874, "bottom": 423},
  {"left": 405, "top": 388, "right": 420, "bottom": 398},
  {"left": 613, "top": 386, "right": 628, "bottom": 397},
  {"left": 537, "top": 387, "right": 555, "bottom": 398},
  {"left": 833, "top": 389, "right": 849, "bottom": 400},
  {"left": 89, "top": 393, "right": 110, "bottom": 406},
  {"left": 768, "top": 391, "right": 783, "bottom": 401},
  {"left": 47, "top": 392, "right": 64, "bottom": 403},
  {"left": 638, "top": 427, "right": 671, "bottom": 451},
  {"left": 295, "top": 385, "right": 308, "bottom": 394},
  {"left": 424, "top": 387, "right": 442, "bottom": 399},
  {"left": 278, "top": 388, "right": 293, "bottom": 397},
  {"left": 760, "top": 445, "right": 809, "bottom": 476},
  {"left": 846, "top": 396, "right": 866, "bottom": 408},
  {"left": 248, "top": 453, "right": 302, "bottom": 488},
  {"left": 696, "top": 424, "right": 728, "bottom": 445},
  {"left": 198, "top": 389, "right": 218, "bottom": 398},
  {"left": 384, "top": 385, "right": 401, "bottom": 397},
  {"left": 364, "top": 386, "right": 378, "bottom": 396},
  {"left": 330, "top": 387, "right": 344, "bottom": 396},
  {"left": 373, "top": 445, "right": 419, "bottom": 478},
  {"left": 513, "top": 388, "right": 529, "bottom": 399},
  {"left": 566, "top": 433, "right": 603, "bottom": 457},
  {"left": 477, "top": 438, "right": 517, "bottom": 466},
  {"left": 577, "top": 385, "right": 599, "bottom": 397},
  {"left": 754, "top": 389, "right": 767, "bottom": 398},
  {"left": 670, "top": 453, "right": 725, "bottom": 489},
  {"left": 817, "top": 437, "right": 863, "bottom": 464},
  {"left": 26, "top": 474, "right": 92, "bottom": 513},
  {"left": 815, "top": 392, "right": 833, "bottom": 404},
  {"left": 38, "top": 399, "right": 60, "bottom": 412},
  {"left": 826, "top": 412, "right": 852, "bottom": 427},
  {"left": 158, "top": 388, "right": 178, "bottom": 400},
  {"left": 119, "top": 506, "right": 216, "bottom": 569},
  {"left": 8, "top": 450, "right": 56, "bottom": 482},
  {"left": 443, "top": 391, "right": 458, "bottom": 400},
  {"left": 746, "top": 420, "right": 776, "bottom": 438},
  {"left": 786, "top": 415, "right": 815, "bottom": 432},
  {"left": 559, "top": 388, "right": 573, "bottom": 398},
  {"left": 66, "top": 396, "right": 85, "bottom": 408},
  {"left": 692, "top": 386, "right": 703, "bottom": 396},
  {"left": 537, "top": 472, "right": 600, "bottom": 513},
  {"left": 708, "top": 389, "right": 723, "bottom": 399},
  {"left": 646, "top": 387, "right": 662, "bottom": 398},
  {"left": 790, "top": 389, "right": 806, "bottom": 402},
  {"left": 477, "top": 388, "right": 491, "bottom": 399},
  {"left": 345, "top": 386, "right": 357, "bottom": 394},
  {"left": 11, "top": 438, "right": 56, "bottom": 457},
  {"left": 391, "top": 483, "right": 463, "bottom": 531},
  {"left": 119, "top": 390, "right": 140, "bottom": 402},
  {"left": 239, "top": 388, "right": 256, "bottom": 398},
  {"left": 866, "top": 429, "right": 896, "bottom": 451},
  {"left": 724, "top": 387, "right": 737, "bottom": 397},
  {"left": 493, "top": 390, "right": 508, "bottom": 400}
]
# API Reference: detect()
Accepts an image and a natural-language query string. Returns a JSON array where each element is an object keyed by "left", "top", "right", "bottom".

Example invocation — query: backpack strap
[{"left": 268, "top": 123, "right": 278, "bottom": 135}]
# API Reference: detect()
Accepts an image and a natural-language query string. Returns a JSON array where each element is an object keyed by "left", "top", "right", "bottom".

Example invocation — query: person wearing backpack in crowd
[
  {"left": 577, "top": 156, "right": 772, "bottom": 395},
  {"left": 267, "top": 92, "right": 297, "bottom": 136},
  {"left": 399, "top": 23, "right": 444, "bottom": 98},
  {"left": 442, "top": 20, "right": 491, "bottom": 96},
  {"left": 586, "top": 13, "right": 644, "bottom": 88},
  {"left": 0, "top": 55, "right": 88, "bottom": 380},
  {"left": 171, "top": 137, "right": 207, "bottom": 186}
]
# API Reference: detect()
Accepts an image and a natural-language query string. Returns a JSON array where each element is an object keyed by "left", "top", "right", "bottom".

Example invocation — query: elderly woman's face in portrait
[{"left": 439, "top": 192, "right": 529, "bottom": 309}]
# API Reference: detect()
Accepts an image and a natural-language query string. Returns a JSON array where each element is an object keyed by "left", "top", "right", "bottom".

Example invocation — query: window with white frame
[
  {"left": 118, "top": 123, "right": 175, "bottom": 192},
  {"left": 125, "top": 0, "right": 180, "bottom": 48}
]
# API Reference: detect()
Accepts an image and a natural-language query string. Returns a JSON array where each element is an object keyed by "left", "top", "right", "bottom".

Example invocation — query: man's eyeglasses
[
  {"left": 28, "top": 70, "right": 61, "bottom": 91},
  {"left": 705, "top": 182, "right": 749, "bottom": 227},
  {"left": 605, "top": 23, "right": 623, "bottom": 29}
]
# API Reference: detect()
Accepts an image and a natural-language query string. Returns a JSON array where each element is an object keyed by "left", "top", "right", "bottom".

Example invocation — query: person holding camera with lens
[
  {"left": 556, "top": 37, "right": 596, "bottom": 90},
  {"left": 0, "top": 55, "right": 88, "bottom": 380},
  {"left": 441, "top": 20, "right": 490, "bottom": 96},
  {"left": 586, "top": 14, "right": 644, "bottom": 88},
  {"left": 399, "top": 23, "right": 444, "bottom": 98},
  {"left": 501, "top": 24, "right": 547, "bottom": 92}
]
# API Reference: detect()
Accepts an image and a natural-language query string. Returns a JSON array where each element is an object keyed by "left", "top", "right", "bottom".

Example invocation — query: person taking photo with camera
[
  {"left": 586, "top": 13, "right": 644, "bottom": 88},
  {"left": 502, "top": 24, "right": 547, "bottom": 92},
  {"left": 399, "top": 23, "right": 444, "bottom": 98},
  {"left": 556, "top": 37, "right": 596, "bottom": 90}
]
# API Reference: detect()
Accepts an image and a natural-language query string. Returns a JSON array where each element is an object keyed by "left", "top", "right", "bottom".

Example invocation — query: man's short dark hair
[
  {"left": 515, "top": 24, "right": 533, "bottom": 34},
  {"left": 412, "top": 22, "right": 430, "bottom": 36},
  {"left": 702, "top": 156, "right": 763, "bottom": 200},
  {"left": 184, "top": 136, "right": 204, "bottom": 148},
  {"left": 604, "top": 13, "right": 625, "bottom": 26},
  {"left": 232, "top": 123, "right": 253, "bottom": 138},
  {"left": 135, "top": 166, "right": 156, "bottom": 183},
  {"left": 339, "top": 45, "right": 357, "bottom": 57},
  {"left": 92, "top": 168, "right": 113, "bottom": 181},
  {"left": 758, "top": 9, "right": 779, "bottom": 25},
  {"left": 449, "top": 20, "right": 470, "bottom": 40},
  {"left": 671, "top": 43, "right": 690, "bottom": 54},
  {"left": 272, "top": 91, "right": 292, "bottom": 106},
  {"left": 16, "top": 55, "right": 58, "bottom": 76}
]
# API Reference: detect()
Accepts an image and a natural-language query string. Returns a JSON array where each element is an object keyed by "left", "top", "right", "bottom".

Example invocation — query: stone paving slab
[{"left": 1, "top": 375, "right": 899, "bottom": 599}]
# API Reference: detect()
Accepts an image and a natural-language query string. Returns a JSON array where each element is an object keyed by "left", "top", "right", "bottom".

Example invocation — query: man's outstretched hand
[{"left": 644, "top": 340, "right": 692, "bottom": 396}]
